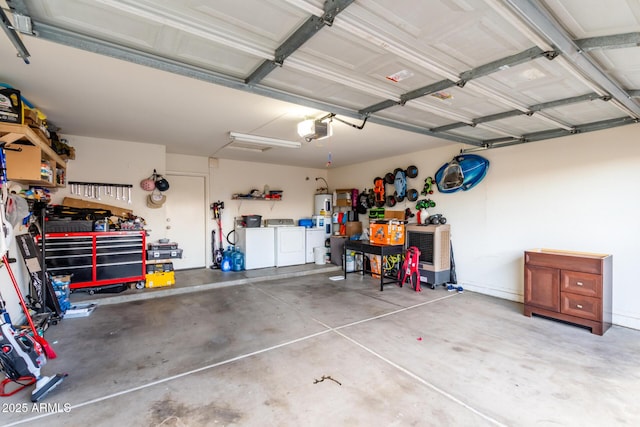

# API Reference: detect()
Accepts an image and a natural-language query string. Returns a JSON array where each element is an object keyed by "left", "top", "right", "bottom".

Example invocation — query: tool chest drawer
[{"left": 40, "top": 231, "right": 146, "bottom": 290}]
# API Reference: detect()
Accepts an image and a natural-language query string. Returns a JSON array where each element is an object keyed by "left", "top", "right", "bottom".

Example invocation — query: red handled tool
[{"left": 2, "top": 255, "right": 56, "bottom": 359}]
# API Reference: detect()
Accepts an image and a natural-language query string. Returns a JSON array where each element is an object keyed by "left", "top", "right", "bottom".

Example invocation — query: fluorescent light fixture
[
  {"left": 228, "top": 132, "right": 301, "bottom": 149},
  {"left": 297, "top": 119, "right": 333, "bottom": 140}
]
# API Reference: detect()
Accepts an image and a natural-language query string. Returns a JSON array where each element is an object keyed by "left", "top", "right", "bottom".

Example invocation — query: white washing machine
[
  {"left": 305, "top": 228, "right": 326, "bottom": 263},
  {"left": 235, "top": 227, "right": 275, "bottom": 270},
  {"left": 266, "top": 219, "right": 306, "bottom": 267}
]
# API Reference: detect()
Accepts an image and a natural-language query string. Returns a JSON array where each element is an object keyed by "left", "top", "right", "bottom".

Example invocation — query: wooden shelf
[
  {"left": 231, "top": 196, "right": 281, "bottom": 201},
  {"left": 0, "top": 122, "right": 66, "bottom": 187}
]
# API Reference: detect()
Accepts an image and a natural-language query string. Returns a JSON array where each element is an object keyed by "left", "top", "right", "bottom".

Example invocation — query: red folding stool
[{"left": 398, "top": 246, "right": 421, "bottom": 291}]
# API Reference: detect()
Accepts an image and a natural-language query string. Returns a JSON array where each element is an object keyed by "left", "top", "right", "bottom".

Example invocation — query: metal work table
[{"left": 343, "top": 240, "right": 404, "bottom": 291}]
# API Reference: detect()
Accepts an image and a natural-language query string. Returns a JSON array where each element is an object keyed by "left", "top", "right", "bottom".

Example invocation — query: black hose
[{"left": 226, "top": 229, "right": 236, "bottom": 246}]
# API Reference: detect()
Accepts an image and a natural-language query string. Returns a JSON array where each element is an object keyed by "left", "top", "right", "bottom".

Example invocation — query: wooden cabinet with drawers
[{"left": 524, "top": 249, "right": 612, "bottom": 335}]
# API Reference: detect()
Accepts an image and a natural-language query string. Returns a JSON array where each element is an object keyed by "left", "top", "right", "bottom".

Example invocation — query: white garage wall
[
  {"left": 5, "top": 128, "right": 637, "bottom": 330},
  {"left": 209, "top": 158, "right": 329, "bottom": 245},
  {"left": 50, "top": 135, "right": 166, "bottom": 243},
  {"left": 328, "top": 125, "right": 640, "bottom": 330}
]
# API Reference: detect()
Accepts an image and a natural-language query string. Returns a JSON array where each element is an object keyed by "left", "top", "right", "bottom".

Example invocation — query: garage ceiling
[{"left": 2, "top": 0, "right": 640, "bottom": 168}]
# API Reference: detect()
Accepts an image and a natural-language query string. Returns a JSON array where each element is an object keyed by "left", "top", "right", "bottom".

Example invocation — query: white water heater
[
  {"left": 314, "top": 193, "right": 332, "bottom": 237},
  {"left": 314, "top": 193, "right": 332, "bottom": 215}
]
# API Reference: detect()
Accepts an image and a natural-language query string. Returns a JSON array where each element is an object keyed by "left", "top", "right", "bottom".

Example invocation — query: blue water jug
[
  {"left": 232, "top": 248, "right": 244, "bottom": 271},
  {"left": 221, "top": 254, "right": 232, "bottom": 272},
  {"left": 221, "top": 246, "right": 233, "bottom": 272}
]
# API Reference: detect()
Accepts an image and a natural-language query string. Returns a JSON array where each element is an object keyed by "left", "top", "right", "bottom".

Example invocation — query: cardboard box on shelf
[
  {"left": 5, "top": 144, "right": 45, "bottom": 181},
  {"left": 345, "top": 221, "right": 362, "bottom": 237},
  {"left": 335, "top": 188, "right": 353, "bottom": 207},
  {"left": 369, "top": 221, "right": 405, "bottom": 245},
  {"left": 384, "top": 210, "right": 405, "bottom": 220}
]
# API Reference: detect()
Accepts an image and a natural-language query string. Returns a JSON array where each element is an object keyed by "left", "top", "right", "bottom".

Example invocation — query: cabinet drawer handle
[
  {"left": 576, "top": 281, "right": 583, "bottom": 286},
  {"left": 576, "top": 304, "right": 583, "bottom": 309}
]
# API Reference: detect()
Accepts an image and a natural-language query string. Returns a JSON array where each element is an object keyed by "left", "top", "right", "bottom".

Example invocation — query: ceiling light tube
[{"left": 229, "top": 132, "right": 302, "bottom": 149}]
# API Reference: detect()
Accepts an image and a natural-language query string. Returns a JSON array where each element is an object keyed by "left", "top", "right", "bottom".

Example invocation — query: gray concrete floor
[{"left": 2, "top": 264, "right": 640, "bottom": 426}]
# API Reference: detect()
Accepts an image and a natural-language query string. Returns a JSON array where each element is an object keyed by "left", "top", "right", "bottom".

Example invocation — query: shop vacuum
[
  {"left": 0, "top": 302, "right": 66, "bottom": 402},
  {"left": 0, "top": 255, "right": 67, "bottom": 402}
]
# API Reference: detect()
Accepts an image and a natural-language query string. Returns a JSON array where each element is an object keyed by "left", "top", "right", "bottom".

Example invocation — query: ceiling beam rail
[
  {"left": 432, "top": 92, "right": 605, "bottom": 133},
  {"left": 0, "top": 6, "right": 30, "bottom": 63},
  {"left": 29, "top": 20, "right": 482, "bottom": 148},
  {"left": 481, "top": 116, "right": 637, "bottom": 149},
  {"left": 245, "top": 0, "right": 354, "bottom": 85},
  {"left": 501, "top": 0, "right": 640, "bottom": 118},
  {"left": 359, "top": 46, "right": 552, "bottom": 115},
  {"left": 457, "top": 46, "right": 555, "bottom": 84},
  {"left": 575, "top": 32, "right": 640, "bottom": 52},
  {"left": 6, "top": 0, "right": 28, "bottom": 15}
]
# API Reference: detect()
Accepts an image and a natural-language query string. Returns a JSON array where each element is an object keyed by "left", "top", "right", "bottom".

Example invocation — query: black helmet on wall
[
  {"left": 152, "top": 169, "right": 170, "bottom": 191},
  {"left": 155, "top": 176, "right": 170, "bottom": 191}
]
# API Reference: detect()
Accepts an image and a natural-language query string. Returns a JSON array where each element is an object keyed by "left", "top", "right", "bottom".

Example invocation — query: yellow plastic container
[{"left": 145, "top": 271, "right": 175, "bottom": 288}]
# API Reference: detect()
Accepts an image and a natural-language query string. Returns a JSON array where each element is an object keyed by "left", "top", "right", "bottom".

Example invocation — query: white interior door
[{"left": 164, "top": 174, "right": 207, "bottom": 270}]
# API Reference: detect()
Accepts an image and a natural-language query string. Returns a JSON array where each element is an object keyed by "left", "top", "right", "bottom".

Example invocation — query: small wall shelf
[{"left": 0, "top": 122, "right": 67, "bottom": 187}]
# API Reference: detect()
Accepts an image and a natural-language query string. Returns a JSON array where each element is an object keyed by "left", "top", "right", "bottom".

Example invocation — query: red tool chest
[{"left": 37, "top": 231, "right": 146, "bottom": 291}]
